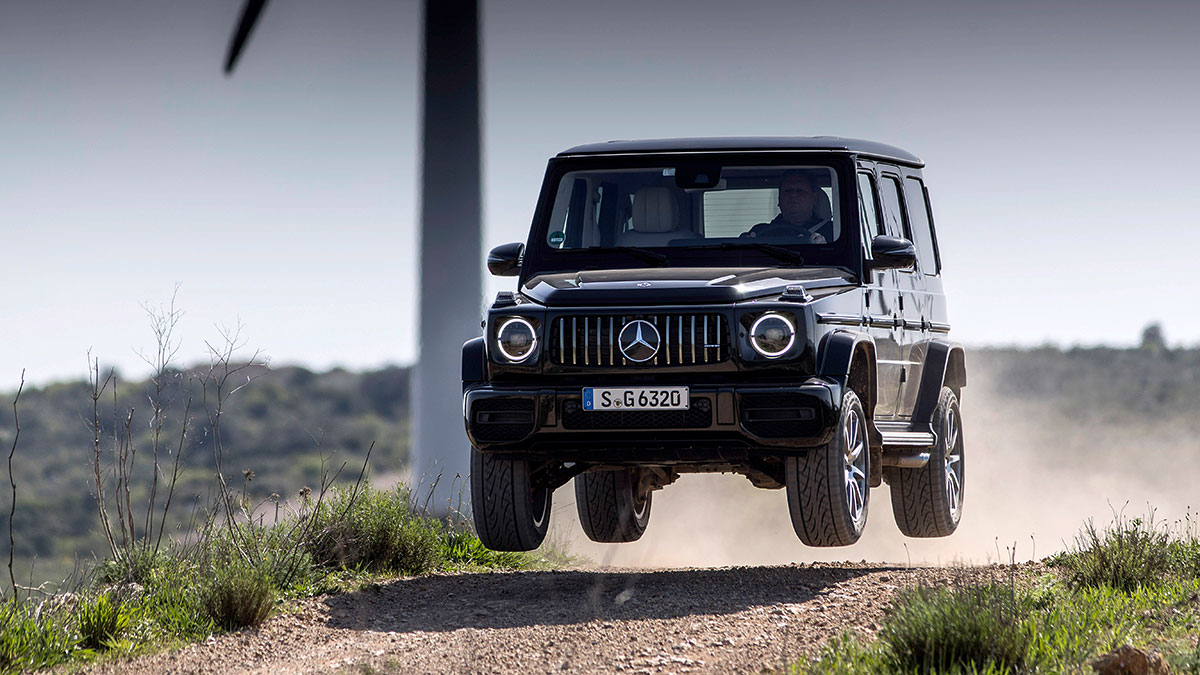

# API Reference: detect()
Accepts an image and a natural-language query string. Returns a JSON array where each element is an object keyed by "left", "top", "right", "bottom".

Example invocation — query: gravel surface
[{"left": 84, "top": 563, "right": 1016, "bottom": 674}]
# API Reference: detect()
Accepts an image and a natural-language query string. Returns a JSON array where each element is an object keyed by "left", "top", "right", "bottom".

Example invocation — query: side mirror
[
  {"left": 867, "top": 236, "right": 917, "bottom": 271},
  {"left": 487, "top": 242, "right": 524, "bottom": 277}
]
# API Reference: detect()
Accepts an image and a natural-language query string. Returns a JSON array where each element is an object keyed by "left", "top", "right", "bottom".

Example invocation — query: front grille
[
  {"left": 562, "top": 398, "right": 712, "bottom": 429},
  {"left": 740, "top": 393, "right": 821, "bottom": 439},
  {"left": 471, "top": 398, "right": 535, "bottom": 442},
  {"left": 549, "top": 313, "right": 729, "bottom": 367}
]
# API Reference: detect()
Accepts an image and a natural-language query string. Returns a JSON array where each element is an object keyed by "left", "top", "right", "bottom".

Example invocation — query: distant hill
[{"left": 0, "top": 364, "right": 410, "bottom": 587}]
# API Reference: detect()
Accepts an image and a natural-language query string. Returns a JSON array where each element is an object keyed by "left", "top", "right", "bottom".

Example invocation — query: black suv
[{"left": 463, "top": 137, "right": 966, "bottom": 551}]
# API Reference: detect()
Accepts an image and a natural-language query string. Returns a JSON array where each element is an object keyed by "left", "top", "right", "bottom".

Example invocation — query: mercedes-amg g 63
[{"left": 463, "top": 137, "right": 966, "bottom": 551}]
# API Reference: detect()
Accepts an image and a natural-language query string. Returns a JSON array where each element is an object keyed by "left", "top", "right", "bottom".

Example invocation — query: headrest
[
  {"left": 631, "top": 187, "right": 679, "bottom": 233},
  {"left": 814, "top": 189, "right": 832, "bottom": 220}
]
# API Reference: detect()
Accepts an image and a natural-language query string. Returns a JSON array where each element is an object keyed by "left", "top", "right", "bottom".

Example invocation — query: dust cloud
[{"left": 549, "top": 372, "right": 1200, "bottom": 568}]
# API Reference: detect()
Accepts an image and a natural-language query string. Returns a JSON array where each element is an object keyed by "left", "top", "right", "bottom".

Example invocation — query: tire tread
[{"left": 886, "top": 387, "right": 962, "bottom": 538}]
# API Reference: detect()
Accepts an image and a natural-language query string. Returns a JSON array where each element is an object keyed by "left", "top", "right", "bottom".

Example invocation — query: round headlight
[
  {"left": 749, "top": 313, "right": 795, "bottom": 358},
  {"left": 496, "top": 318, "right": 537, "bottom": 362}
]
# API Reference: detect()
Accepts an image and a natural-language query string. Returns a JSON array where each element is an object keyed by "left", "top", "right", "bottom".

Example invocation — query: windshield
[{"left": 543, "top": 165, "right": 842, "bottom": 251}]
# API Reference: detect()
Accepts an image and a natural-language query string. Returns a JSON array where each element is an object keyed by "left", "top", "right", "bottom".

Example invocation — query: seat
[
  {"left": 806, "top": 189, "right": 837, "bottom": 240},
  {"left": 615, "top": 187, "right": 698, "bottom": 247}
]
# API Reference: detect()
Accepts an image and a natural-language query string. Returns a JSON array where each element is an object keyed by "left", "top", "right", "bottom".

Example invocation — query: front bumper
[{"left": 463, "top": 379, "right": 839, "bottom": 460}]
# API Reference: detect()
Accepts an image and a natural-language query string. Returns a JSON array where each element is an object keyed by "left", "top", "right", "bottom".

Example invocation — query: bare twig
[
  {"left": 155, "top": 379, "right": 192, "bottom": 555},
  {"left": 140, "top": 288, "right": 184, "bottom": 557},
  {"left": 89, "top": 355, "right": 118, "bottom": 559},
  {"left": 7, "top": 370, "right": 25, "bottom": 598},
  {"left": 200, "top": 320, "right": 267, "bottom": 563}
]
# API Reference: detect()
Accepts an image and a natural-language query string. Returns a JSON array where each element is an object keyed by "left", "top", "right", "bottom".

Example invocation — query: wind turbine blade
[{"left": 223, "top": 0, "right": 269, "bottom": 75}]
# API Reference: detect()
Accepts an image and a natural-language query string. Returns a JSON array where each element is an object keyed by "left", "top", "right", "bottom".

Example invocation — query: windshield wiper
[
  {"left": 585, "top": 246, "right": 670, "bottom": 267},
  {"left": 690, "top": 242, "right": 806, "bottom": 265}
]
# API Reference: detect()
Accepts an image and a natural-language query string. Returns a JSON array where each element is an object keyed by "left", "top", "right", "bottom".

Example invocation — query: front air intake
[
  {"left": 740, "top": 393, "right": 821, "bottom": 438},
  {"left": 471, "top": 398, "right": 535, "bottom": 442}
]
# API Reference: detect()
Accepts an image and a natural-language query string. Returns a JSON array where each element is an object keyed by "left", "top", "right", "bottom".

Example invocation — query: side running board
[{"left": 877, "top": 424, "right": 936, "bottom": 468}]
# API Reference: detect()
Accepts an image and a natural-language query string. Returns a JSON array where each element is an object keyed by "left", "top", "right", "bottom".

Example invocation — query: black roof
[{"left": 557, "top": 136, "right": 923, "bottom": 167}]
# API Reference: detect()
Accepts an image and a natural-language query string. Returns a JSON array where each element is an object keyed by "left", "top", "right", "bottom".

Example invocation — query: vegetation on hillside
[{"left": 0, "top": 360, "right": 410, "bottom": 588}]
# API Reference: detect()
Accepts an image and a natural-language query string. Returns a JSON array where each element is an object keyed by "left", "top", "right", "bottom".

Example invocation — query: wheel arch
[
  {"left": 462, "top": 337, "right": 486, "bottom": 391},
  {"left": 912, "top": 340, "right": 967, "bottom": 426},
  {"left": 818, "top": 330, "right": 882, "bottom": 486},
  {"left": 818, "top": 330, "right": 878, "bottom": 423}
]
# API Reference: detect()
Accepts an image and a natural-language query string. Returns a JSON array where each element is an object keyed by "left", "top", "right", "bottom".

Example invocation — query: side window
[
  {"left": 878, "top": 175, "right": 909, "bottom": 240},
  {"left": 903, "top": 177, "right": 939, "bottom": 274},
  {"left": 856, "top": 173, "right": 881, "bottom": 256}
]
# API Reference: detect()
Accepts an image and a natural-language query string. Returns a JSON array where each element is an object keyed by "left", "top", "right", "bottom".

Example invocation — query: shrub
[
  {"left": 96, "top": 547, "right": 172, "bottom": 586},
  {"left": 305, "top": 486, "right": 442, "bottom": 575},
  {"left": 203, "top": 523, "right": 324, "bottom": 596},
  {"left": 880, "top": 582, "right": 1034, "bottom": 674},
  {"left": 77, "top": 592, "right": 133, "bottom": 650},
  {"left": 1052, "top": 515, "right": 1175, "bottom": 591},
  {"left": 201, "top": 561, "right": 275, "bottom": 630}
]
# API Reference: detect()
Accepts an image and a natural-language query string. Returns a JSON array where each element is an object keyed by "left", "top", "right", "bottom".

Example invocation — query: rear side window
[
  {"left": 903, "top": 177, "right": 940, "bottom": 274},
  {"left": 878, "top": 175, "right": 909, "bottom": 240},
  {"left": 856, "top": 173, "right": 882, "bottom": 256}
]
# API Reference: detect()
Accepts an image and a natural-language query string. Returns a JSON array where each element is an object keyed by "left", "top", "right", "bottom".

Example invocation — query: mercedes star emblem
[{"left": 618, "top": 320, "right": 661, "bottom": 362}]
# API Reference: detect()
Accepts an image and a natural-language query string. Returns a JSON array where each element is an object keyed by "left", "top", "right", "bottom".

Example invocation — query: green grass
[
  {"left": 800, "top": 514, "right": 1200, "bottom": 674},
  {"left": 802, "top": 577, "right": 1200, "bottom": 674},
  {"left": 0, "top": 598, "right": 77, "bottom": 674},
  {"left": 77, "top": 592, "right": 134, "bottom": 650},
  {"left": 1047, "top": 511, "right": 1200, "bottom": 591},
  {"left": 442, "top": 530, "right": 530, "bottom": 569},
  {"left": 881, "top": 582, "right": 1035, "bottom": 673}
]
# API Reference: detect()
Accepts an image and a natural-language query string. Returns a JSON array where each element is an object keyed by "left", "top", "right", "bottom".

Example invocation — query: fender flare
[
  {"left": 461, "top": 337, "right": 486, "bottom": 390},
  {"left": 817, "top": 330, "right": 878, "bottom": 411},
  {"left": 817, "top": 329, "right": 882, "bottom": 486},
  {"left": 911, "top": 340, "right": 967, "bottom": 426}
]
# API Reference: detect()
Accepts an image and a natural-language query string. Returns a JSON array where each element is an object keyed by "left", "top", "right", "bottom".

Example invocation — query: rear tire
[
  {"left": 470, "top": 448, "right": 552, "bottom": 551},
  {"left": 786, "top": 389, "right": 869, "bottom": 547},
  {"left": 574, "top": 469, "right": 652, "bottom": 543},
  {"left": 886, "top": 387, "right": 964, "bottom": 537}
]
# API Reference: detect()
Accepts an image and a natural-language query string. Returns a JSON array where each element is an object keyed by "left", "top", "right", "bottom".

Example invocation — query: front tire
[
  {"left": 470, "top": 448, "right": 552, "bottom": 551},
  {"left": 786, "top": 389, "right": 870, "bottom": 546},
  {"left": 574, "top": 469, "right": 652, "bottom": 543},
  {"left": 886, "top": 387, "right": 964, "bottom": 537}
]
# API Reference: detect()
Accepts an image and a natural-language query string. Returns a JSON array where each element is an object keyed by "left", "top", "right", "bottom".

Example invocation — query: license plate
[{"left": 582, "top": 386, "right": 689, "bottom": 411}]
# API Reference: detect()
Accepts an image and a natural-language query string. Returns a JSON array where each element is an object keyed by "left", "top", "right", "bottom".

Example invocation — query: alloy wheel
[
  {"left": 944, "top": 406, "right": 963, "bottom": 520},
  {"left": 843, "top": 408, "right": 867, "bottom": 526}
]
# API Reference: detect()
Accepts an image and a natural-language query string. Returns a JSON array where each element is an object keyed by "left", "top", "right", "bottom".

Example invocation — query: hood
[{"left": 521, "top": 267, "right": 855, "bottom": 306}]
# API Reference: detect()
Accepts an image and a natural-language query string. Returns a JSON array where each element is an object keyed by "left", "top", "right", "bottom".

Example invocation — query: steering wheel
[
  {"left": 747, "top": 218, "right": 832, "bottom": 241},
  {"left": 756, "top": 222, "right": 807, "bottom": 238}
]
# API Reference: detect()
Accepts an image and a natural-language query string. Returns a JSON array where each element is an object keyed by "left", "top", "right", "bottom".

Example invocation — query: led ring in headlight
[
  {"left": 496, "top": 317, "right": 537, "bottom": 362},
  {"left": 749, "top": 313, "right": 795, "bottom": 358}
]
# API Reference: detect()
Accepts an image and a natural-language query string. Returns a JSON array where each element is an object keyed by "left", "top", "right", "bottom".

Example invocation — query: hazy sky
[{"left": 3, "top": 0, "right": 1199, "bottom": 388}]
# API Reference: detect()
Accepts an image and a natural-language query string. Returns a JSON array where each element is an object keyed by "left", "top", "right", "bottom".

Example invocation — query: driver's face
[{"left": 778, "top": 175, "right": 816, "bottom": 224}]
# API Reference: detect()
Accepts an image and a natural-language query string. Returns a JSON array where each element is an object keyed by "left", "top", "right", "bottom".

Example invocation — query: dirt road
[{"left": 90, "top": 563, "right": 1007, "bottom": 674}]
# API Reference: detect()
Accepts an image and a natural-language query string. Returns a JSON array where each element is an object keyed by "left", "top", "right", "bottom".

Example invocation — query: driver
[{"left": 747, "top": 171, "right": 831, "bottom": 243}]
